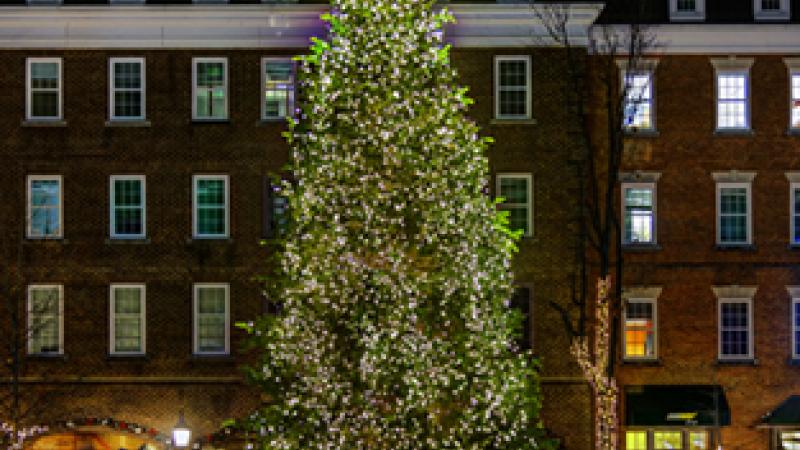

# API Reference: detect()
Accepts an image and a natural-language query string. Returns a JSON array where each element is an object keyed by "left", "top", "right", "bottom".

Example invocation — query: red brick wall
[
  {"left": 0, "top": 47, "right": 592, "bottom": 448},
  {"left": 616, "top": 55, "right": 800, "bottom": 449}
]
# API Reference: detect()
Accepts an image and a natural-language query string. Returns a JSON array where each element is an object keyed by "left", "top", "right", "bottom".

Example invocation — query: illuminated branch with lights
[{"left": 571, "top": 277, "right": 618, "bottom": 450}]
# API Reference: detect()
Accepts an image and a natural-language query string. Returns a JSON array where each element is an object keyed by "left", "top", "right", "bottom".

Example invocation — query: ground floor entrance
[{"left": 27, "top": 428, "right": 163, "bottom": 450}]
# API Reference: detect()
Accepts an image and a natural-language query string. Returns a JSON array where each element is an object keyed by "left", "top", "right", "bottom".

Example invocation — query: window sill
[
  {"left": 490, "top": 118, "right": 537, "bottom": 125},
  {"left": 623, "top": 243, "right": 661, "bottom": 251},
  {"left": 106, "top": 237, "right": 150, "bottom": 244},
  {"left": 27, "top": 353, "right": 67, "bottom": 360},
  {"left": 25, "top": 237, "right": 66, "bottom": 243},
  {"left": 623, "top": 129, "right": 660, "bottom": 138},
  {"left": 105, "top": 120, "right": 151, "bottom": 128},
  {"left": 716, "top": 358, "right": 757, "bottom": 366},
  {"left": 715, "top": 244, "right": 756, "bottom": 251},
  {"left": 187, "top": 237, "right": 233, "bottom": 243},
  {"left": 22, "top": 119, "right": 67, "bottom": 127},
  {"left": 191, "top": 119, "right": 230, "bottom": 124},
  {"left": 257, "top": 118, "right": 291, "bottom": 126},
  {"left": 107, "top": 354, "right": 148, "bottom": 360},
  {"left": 714, "top": 128, "right": 754, "bottom": 137},
  {"left": 190, "top": 354, "right": 234, "bottom": 362},
  {"left": 621, "top": 358, "right": 661, "bottom": 366}
]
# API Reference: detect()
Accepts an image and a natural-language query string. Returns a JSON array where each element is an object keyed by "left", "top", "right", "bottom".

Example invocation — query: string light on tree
[{"left": 240, "top": 0, "right": 553, "bottom": 449}]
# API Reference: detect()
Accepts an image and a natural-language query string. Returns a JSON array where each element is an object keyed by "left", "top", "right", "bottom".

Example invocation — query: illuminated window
[
  {"left": 688, "top": 432, "right": 708, "bottom": 450},
  {"left": 626, "top": 431, "right": 646, "bottom": 450},
  {"left": 624, "top": 299, "right": 656, "bottom": 359},
  {"left": 28, "top": 285, "right": 63, "bottom": 355},
  {"left": 622, "top": 183, "right": 655, "bottom": 245},
  {"left": 27, "top": 175, "right": 62, "bottom": 239},
  {"left": 780, "top": 431, "right": 800, "bottom": 450},
  {"left": 497, "top": 173, "right": 533, "bottom": 237},
  {"left": 623, "top": 72, "right": 654, "bottom": 130},
  {"left": 791, "top": 74, "right": 800, "bottom": 129},
  {"left": 110, "top": 284, "right": 146, "bottom": 355},
  {"left": 26, "top": 57, "right": 62, "bottom": 121},
  {"left": 654, "top": 431, "right": 682, "bottom": 450},
  {"left": 109, "top": 57, "right": 145, "bottom": 121},
  {"left": 716, "top": 73, "right": 748, "bottom": 130},
  {"left": 495, "top": 55, "right": 531, "bottom": 119},
  {"left": 192, "top": 57, "right": 228, "bottom": 120},
  {"left": 193, "top": 283, "right": 229, "bottom": 355},
  {"left": 262, "top": 58, "right": 295, "bottom": 120}
]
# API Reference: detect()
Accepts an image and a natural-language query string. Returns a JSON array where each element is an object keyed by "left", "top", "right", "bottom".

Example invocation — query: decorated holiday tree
[{"left": 241, "top": 0, "right": 552, "bottom": 449}]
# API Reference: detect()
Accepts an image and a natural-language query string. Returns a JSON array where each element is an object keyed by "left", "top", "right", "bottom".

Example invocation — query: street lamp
[{"left": 172, "top": 410, "right": 191, "bottom": 448}]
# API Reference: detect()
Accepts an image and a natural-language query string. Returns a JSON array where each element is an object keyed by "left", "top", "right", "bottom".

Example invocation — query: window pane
[
  {"left": 625, "top": 302, "right": 654, "bottom": 357},
  {"left": 199, "top": 288, "right": 225, "bottom": 313},
  {"left": 677, "top": 0, "right": 696, "bottom": 11},
  {"left": 792, "top": 75, "right": 800, "bottom": 128},
  {"left": 30, "top": 179, "right": 60, "bottom": 237},
  {"left": 30, "top": 288, "right": 60, "bottom": 354},
  {"left": 113, "top": 179, "right": 144, "bottom": 237},
  {"left": 114, "top": 91, "right": 142, "bottom": 118},
  {"left": 654, "top": 431, "right": 683, "bottom": 450},
  {"left": 114, "top": 288, "right": 141, "bottom": 314},
  {"left": 196, "top": 178, "right": 226, "bottom": 236},
  {"left": 31, "top": 180, "right": 59, "bottom": 206},
  {"left": 721, "top": 302, "right": 749, "bottom": 357},
  {"left": 624, "top": 187, "right": 654, "bottom": 244},
  {"left": 688, "top": 432, "right": 707, "bottom": 450},
  {"left": 113, "top": 62, "right": 141, "bottom": 89},
  {"left": 31, "top": 62, "right": 58, "bottom": 88},
  {"left": 500, "top": 178, "right": 528, "bottom": 204},
  {"left": 626, "top": 431, "right": 647, "bottom": 450},
  {"left": 499, "top": 91, "right": 527, "bottom": 117},
  {"left": 32, "top": 92, "right": 58, "bottom": 118},
  {"left": 498, "top": 59, "right": 528, "bottom": 117},
  {"left": 781, "top": 431, "right": 800, "bottom": 450},
  {"left": 198, "top": 62, "right": 224, "bottom": 86},
  {"left": 763, "top": 0, "right": 781, "bottom": 9}
]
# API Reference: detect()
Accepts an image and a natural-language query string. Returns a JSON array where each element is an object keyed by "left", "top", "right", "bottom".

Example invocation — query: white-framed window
[
  {"left": 193, "top": 175, "right": 229, "bottom": 239},
  {"left": 791, "top": 73, "right": 800, "bottom": 129},
  {"left": 110, "top": 175, "right": 146, "bottom": 239},
  {"left": 497, "top": 173, "right": 533, "bottom": 237},
  {"left": 669, "top": 0, "right": 705, "bottom": 21},
  {"left": 27, "top": 175, "right": 62, "bottom": 239},
  {"left": 262, "top": 58, "right": 295, "bottom": 120},
  {"left": 622, "top": 71, "right": 655, "bottom": 131},
  {"left": 623, "top": 298, "right": 657, "bottom": 360},
  {"left": 718, "top": 297, "right": 753, "bottom": 360},
  {"left": 109, "top": 57, "right": 145, "bottom": 121},
  {"left": 27, "top": 284, "right": 63, "bottom": 355},
  {"left": 754, "top": 0, "right": 790, "bottom": 20},
  {"left": 494, "top": 55, "right": 531, "bottom": 120},
  {"left": 193, "top": 283, "right": 230, "bottom": 355},
  {"left": 26, "top": 57, "right": 62, "bottom": 121},
  {"left": 109, "top": 284, "right": 146, "bottom": 355},
  {"left": 792, "top": 296, "right": 800, "bottom": 360},
  {"left": 192, "top": 57, "right": 228, "bottom": 120},
  {"left": 622, "top": 182, "right": 656, "bottom": 245},
  {"left": 716, "top": 72, "right": 749, "bottom": 130},
  {"left": 716, "top": 182, "right": 752, "bottom": 246},
  {"left": 711, "top": 58, "right": 753, "bottom": 131},
  {"left": 790, "top": 180, "right": 800, "bottom": 245}
]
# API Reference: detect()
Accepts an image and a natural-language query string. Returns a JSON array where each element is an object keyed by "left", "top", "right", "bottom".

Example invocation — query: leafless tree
[{"left": 529, "top": 1, "right": 657, "bottom": 449}]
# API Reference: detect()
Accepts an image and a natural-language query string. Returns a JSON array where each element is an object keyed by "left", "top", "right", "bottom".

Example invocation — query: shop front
[
  {"left": 623, "top": 385, "right": 730, "bottom": 450},
  {"left": 761, "top": 395, "right": 800, "bottom": 450}
]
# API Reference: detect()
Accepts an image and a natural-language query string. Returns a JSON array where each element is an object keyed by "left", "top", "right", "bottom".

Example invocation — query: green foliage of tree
[{"left": 241, "top": 1, "right": 553, "bottom": 448}]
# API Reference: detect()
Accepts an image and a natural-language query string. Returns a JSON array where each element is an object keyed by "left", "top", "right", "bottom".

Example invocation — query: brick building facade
[
  {"left": 599, "top": 1, "right": 800, "bottom": 449},
  {"left": 0, "top": 2, "right": 601, "bottom": 449}
]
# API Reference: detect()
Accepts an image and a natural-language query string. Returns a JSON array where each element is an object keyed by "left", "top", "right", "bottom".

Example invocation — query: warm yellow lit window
[
  {"left": 654, "top": 431, "right": 683, "bottom": 449},
  {"left": 626, "top": 431, "right": 647, "bottom": 450},
  {"left": 689, "top": 431, "right": 708, "bottom": 450},
  {"left": 624, "top": 300, "right": 655, "bottom": 358}
]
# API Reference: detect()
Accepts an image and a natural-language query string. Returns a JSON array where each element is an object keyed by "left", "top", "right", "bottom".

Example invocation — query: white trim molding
[
  {"left": 622, "top": 286, "right": 663, "bottom": 300},
  {"left": 619, "top": 171, "right": 662, "bottom": 183},
  {"left": 712, "top": 170, "right": 756, "bottom": 183},
  {"left": 0, "top": 4, "right": 603, "bottom": 49},
  {"left": 712, "top": 285, "right": 757, "bottom": 300},
  {"left": 597, "top": 25, "right": 800, "bottom": 54}
]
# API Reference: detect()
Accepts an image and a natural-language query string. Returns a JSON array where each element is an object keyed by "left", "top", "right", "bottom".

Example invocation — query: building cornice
[
  {"left": 593, "top": 24, "right": 800, "bottom": 55},
  {"left": 0, "top": 3, "right": 603, "bottom": 49}
]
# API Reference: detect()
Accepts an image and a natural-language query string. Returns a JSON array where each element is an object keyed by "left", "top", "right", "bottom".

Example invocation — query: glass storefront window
[
  {"left": 781, "top": 431, "right": 800, "bottom": 450},
  {"left": 626, "top": 430, "right": 710, "bottom": 450},
  {"left": 654, "top": 431, "right": 683, "bottom": 449}
]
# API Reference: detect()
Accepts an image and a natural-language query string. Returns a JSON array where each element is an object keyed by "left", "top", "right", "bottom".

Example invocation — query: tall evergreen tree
[{"left": 243, "top": 0, "right": 551, "bottom": 448}]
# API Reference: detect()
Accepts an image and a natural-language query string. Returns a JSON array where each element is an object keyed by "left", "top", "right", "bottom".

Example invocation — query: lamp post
[{"left": 172, "top": 410, "right": 191, "bottom": 448}]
